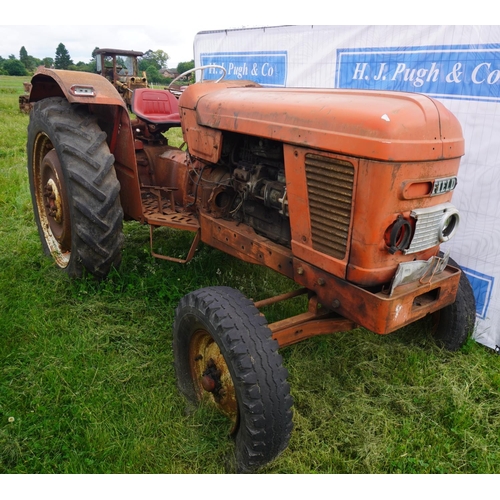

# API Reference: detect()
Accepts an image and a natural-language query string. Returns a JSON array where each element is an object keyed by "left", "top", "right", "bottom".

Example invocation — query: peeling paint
[{"left": 394, "top": 303, "right": 403, "bottom": 319}]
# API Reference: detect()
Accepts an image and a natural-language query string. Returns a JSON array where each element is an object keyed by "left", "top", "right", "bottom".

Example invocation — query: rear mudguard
[
  {"left": 28, "top": 68, "right": 143, "bottom": 220},
  {"left": 29, "top": 67, "right": 125, "bottom": 106}
]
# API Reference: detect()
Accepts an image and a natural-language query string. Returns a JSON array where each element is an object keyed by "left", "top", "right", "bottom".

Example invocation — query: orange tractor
[{"left": 25, "top": 65, "right": 475, "bottom": 472}]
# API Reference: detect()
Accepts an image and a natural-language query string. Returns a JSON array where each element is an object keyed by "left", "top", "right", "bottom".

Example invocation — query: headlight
[{"left": 438, "top": 207, "right": 460, "bottom": 242}]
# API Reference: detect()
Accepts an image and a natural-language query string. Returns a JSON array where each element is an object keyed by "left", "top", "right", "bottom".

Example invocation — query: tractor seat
[{"left": 131, "top": 88, "right": 181, "bottom": 126}]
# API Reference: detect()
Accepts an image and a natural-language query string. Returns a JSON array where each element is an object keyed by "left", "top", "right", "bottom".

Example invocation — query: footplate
[
  {"left": 141, "top": 186, "right": 200, "bottom": 263},
  {"left": 141, "top": 186, "right": 199, "bottom": 231}
]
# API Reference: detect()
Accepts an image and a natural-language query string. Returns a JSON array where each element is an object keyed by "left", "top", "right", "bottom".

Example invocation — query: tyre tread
[
  {"left": 433, "top": 256, "right": 476, "bottom": 351},
  {"left": 27, "top": 97, "right": 124, "bottom": 278},
  {"left": 173, "top": 286, "right": 293, "bottom": 472}
]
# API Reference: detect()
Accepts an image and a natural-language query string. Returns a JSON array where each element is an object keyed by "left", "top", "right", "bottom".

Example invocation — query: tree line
[{"left": 0, "top": 43, "right": 194, "bottom": 85}]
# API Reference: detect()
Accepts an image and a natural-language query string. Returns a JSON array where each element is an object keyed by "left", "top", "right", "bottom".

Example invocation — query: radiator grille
[{"left": 305, "top": 154, "right": 354, "bottom": 260}]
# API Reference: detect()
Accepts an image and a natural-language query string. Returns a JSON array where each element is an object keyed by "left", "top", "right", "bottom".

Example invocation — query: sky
[
  {"left": 1, "top": 24, "right": 218, "bottom": 68},
  {"left": 1, "top": 3, "right": 488, "bottom": 68},
  {"left": 0, "top": 2, "right": 316, "bottom": 68},
  {"left": 0, "top": 2, "right": 297, "bottom": 67}
]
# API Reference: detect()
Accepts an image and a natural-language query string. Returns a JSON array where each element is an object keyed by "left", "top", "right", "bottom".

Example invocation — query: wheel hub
[
  {"left": 32, "top": 139, "right": 72, "bottom": 268},
  {"left": 39, "top": 150, "right": 72, "bottom": 253},
  {"left": 190, "top": 330, "right": 239, "bottom": 433},
  {"left": 201, "top": 359, "right": 222, "bottom": 396},
  {"left": 43, "top": 179, "right": 63, "bottom": 223}
]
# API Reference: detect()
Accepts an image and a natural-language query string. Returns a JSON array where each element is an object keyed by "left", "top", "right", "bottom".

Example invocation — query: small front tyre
[
  {"left": 432, "top": 256, "right": 476, "bottom": 351},
  {"left": 173, "top": 286, "right": 293, "bottom": 473}
]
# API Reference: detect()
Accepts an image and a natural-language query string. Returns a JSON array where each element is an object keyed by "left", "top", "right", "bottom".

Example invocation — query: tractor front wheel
[
  {"left": 173, "top": 286, "right": 293, "bottom": 472},
  {"left": 27, "top": 97, "right": 124, "bottom": 279},
  {"left": 431, "top": 256, "right": 476, "bottom": 351}
]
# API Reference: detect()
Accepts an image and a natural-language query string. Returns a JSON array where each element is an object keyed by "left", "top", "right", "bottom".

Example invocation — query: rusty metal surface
[
  {"left": 271, "top": 316, "right": 357, "bottom": 348},
  {"left": 33, "top": 144, "right": 71, "bottom": 269},
  {"left": 290, "top": 258, "right": 462, "bottom": 334},
  {"left": 93, "top": 49, "right": 148, "bottom": 107},
  {"left": 27, "top": 72, "right": 466, "bottom": 342},
  {"left": 30, "top": 68, "right": 126, "bottom": 106},
  {"left": 180, "top": 81, "right": 464, "bottom": 162},
  {"left": 141, "top": 188, "right": 199, "bottom": 231},
  {"left": 346, "top": 156, "right": 461, "bottom": 287},
  {"left": 284, "top": 142, "right": 462, "bottom": 288},
  {"left": 305, "top": 154, "right": 355, "bottom": 260},
  {"left": 147, "top": 148, "right": 190, "bottom": 206},
  {"left": 121, "top": 80, "right": 464, "bottom": 337},
  {"left": 199, "top": 212, "right": 295, "bottom": 279},
  {"left": 189, "top": 328, "right": 239, "bottom": 432},
  {"left": 179, "top": 108, "right": 223, "bottom": 163},
  {"left": 93, "top": 48, "right": 144, "bottom": 58},
  {"left": 141, "top": 185, "right": 201, "bottom": 263},
  {"left": 285, "top": 146, "right": 353, "bottom": 281},
  {"left": 74, "top": 102, "right": 143, "bottom": 222},
  {"left": 150, "top": 226, "right": 201, "bottom": 264},
  {"left": 198, "top": 205, "right": 460, "bottom": 335},
  {"left": 19, "top": 95, "right": 32, "bottom": 114},
  {"left": 19, "top": 81, "right": 33, "bottom": 113},
  {"left": 253, "top": 288, "right": 308, "bottom": 309},
  {"left": 254, "top": 291, "right": 356, "bottom": 347}
]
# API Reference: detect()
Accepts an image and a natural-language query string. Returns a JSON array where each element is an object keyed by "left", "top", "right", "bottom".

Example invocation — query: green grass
[{"left": 1, "top": 75, "right": 499, "bottom": 474}]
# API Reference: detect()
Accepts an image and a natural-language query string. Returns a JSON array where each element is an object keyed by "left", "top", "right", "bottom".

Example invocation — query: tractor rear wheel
[
  {"left": 27, "top": 97, "right": 124, "bottom": 279},
  {"left": 173, "top": 286, "right": 293, "bottom": 472}
]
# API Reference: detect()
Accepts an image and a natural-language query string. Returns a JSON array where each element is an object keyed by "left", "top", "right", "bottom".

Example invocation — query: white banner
[{"left": 194, "top": 25, "right": 500, "bottom": 350}]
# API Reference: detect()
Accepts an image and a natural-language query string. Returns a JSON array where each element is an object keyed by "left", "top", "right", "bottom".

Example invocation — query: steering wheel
[{"left": 168, "top": 65, "right": 227, "bottom": 90}]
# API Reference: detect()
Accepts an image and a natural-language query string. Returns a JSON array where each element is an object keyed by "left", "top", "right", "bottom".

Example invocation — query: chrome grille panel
[
  {"left": 305, "top": 154, "right": 354, "bottom": 260},
  {"left": 405, "top": 202, "right": 458, "bottom": 254}
]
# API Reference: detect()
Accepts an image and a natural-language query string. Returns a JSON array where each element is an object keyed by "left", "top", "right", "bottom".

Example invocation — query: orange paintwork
[
  {"left": 179, "top": 108, "right": 223, "bottom": 163},
  {"left": 347, "top": 157, "right": 461, "bottom": 286},
  {"left": 292, "top": 257, "right": 461, "bottom": 334},
  {"left": 181, "top": 81, "right": 464, "bottom": 287},
  {"left": 284, "top": 145, "right": 355, "bottom": 279},
  {"left": 30, "top": 67, "right": 126, "bottom": 107},
  {"left": 29, "top": 71, "right": 466, "bottom": 336},
  {"left": 199, "top": 212, "right": 295, "bottom": 278},
  {"left": 198, "top": 211, "right": 461, "bottom": 335},
  {"left": 178, "top": 80, "right": 465, "bottom": 334},
  {"left": 179, "top": 80, "right": 464, "bottom": 161}
]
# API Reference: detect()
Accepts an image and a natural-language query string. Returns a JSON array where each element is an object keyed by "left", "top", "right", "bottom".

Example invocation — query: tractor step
[
  {"left": 141, "top": 186, "right": 199, "bottom": 231},
  {"left": 141, "top": 186, "right": 200, "bottom": 264}
]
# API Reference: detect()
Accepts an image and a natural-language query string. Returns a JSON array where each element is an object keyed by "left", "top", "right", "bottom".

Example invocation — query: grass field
[{"left": 0, "top": 75, "right": 499, "bottom": 474}]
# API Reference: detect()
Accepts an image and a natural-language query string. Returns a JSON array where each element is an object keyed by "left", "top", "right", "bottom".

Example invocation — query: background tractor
[
  {"left": 93, "top": 48, "right": 148, "bottom": 107},
  {"left": 25, "top": 65, "right": 476, "bottom": 472},
  {"left": 19, "top": 81, "right": 33, "bottom": 113},
  {"left": 19, "top": 48, "right": 148, "bottom": 113}
]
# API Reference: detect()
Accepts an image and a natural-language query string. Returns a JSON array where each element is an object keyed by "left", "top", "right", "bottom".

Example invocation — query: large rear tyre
[
  {"left": 27, "top": 97, "right": 124, "bottom": 279},
  {"left": 432, "top": 256, "right": 476, "bottom": 351},
  {"left": 173, "top": 286, "right": 293, "bottom": 473}
]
